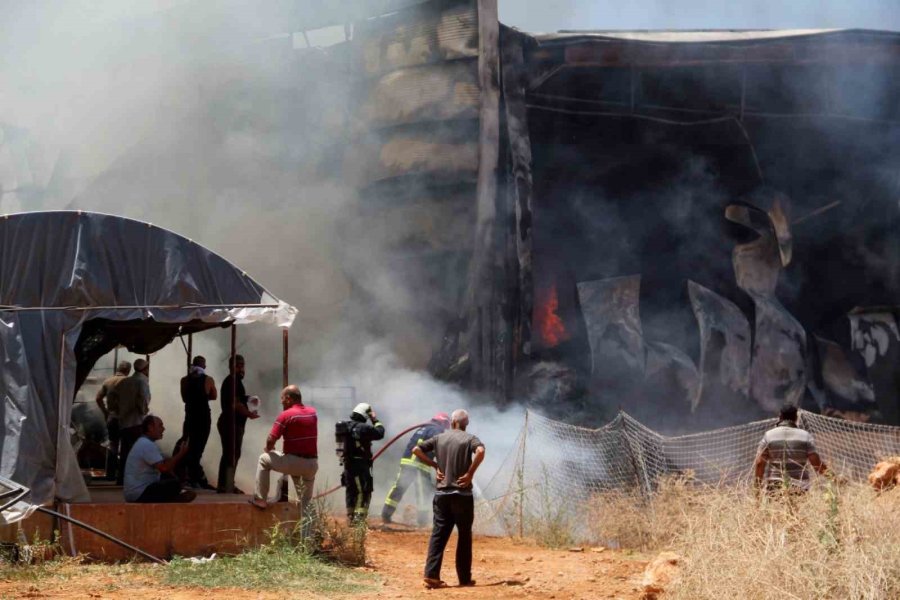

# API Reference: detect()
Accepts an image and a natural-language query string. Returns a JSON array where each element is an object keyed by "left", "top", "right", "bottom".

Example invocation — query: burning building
[
  {"left": 6, "top": 1, "right": 900, "bottom": 430},
  {"left": 341, "top": 2, "right": 900, "bottom": 429}
]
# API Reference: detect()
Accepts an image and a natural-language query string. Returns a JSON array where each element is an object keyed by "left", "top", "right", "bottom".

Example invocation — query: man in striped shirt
[
  {"left": 754, "top": 404, "right": 827, "bottom": 492},
  {"left": 250, "top": 385, "right": 317, "bottom": 515}
]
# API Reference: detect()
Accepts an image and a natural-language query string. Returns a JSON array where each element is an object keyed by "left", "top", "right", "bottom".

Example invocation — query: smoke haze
[
  {"left": 2, "top": 0, "right": 521, "bottom": 508},
  {"left": 7, "top": 0, "right": 900, "bottom": 511}
]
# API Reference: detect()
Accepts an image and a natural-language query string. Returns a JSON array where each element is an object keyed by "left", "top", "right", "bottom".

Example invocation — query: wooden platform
[{"left": 5, "top": 488, "right": 300, "bottom": 562}]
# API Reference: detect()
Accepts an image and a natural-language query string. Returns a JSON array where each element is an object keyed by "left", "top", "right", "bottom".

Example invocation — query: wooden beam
[
  {"left": 465, "top": 0, "right": 501, "bottom": 391},
  {"left": 501, "top": 27, "right": 536, "bottom": 380}
]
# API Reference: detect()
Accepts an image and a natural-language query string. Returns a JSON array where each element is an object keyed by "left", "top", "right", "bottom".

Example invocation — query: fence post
[
  {"left": 517, "top": 410, "right": 528, "bottom": 538},
  {"left": 620, "top": 412, "right": 652, "bottom": 501}
]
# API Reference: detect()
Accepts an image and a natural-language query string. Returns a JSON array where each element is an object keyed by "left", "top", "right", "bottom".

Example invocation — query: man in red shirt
[{"left": 249, "top": 385, "right": 317, "bottom": 517}]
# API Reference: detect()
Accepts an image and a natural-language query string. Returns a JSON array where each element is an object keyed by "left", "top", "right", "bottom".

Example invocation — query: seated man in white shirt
[{"left": 124, "top": 415, "right": 196, "bottom": 503}]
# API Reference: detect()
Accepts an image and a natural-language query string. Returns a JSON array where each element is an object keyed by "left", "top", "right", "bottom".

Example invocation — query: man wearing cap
[
  {"left": 115, "top": 358, "right": 151, "bottom": 485},
  {"left": 341, "top": 402, "right": 385, "bottom": 523},
  {"left": 381, "top": 412, "right": 450, "bottom": 526},
  {"left": 95, "top": 360, "right": 131, "bottom": 481},
  {"left": 250, "top": 385, "right": 318, "bottom": 519},
  {"left": 754, "top": 403, "right": 828, "bottom": 494}
]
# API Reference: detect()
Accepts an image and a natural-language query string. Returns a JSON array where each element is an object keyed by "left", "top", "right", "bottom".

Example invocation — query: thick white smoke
[{"left": 4, "top": 1, "right": 523, "bottom": 513}]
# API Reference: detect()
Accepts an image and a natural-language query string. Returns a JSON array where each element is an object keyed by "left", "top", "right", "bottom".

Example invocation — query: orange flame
[{"left": 535, "top": 284, "right": 569, "bottom": 347}]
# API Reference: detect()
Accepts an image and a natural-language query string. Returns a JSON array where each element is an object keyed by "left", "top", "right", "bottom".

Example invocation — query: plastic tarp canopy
[{"left": 0, "top": 211, "right": 296, "bottom": 522}]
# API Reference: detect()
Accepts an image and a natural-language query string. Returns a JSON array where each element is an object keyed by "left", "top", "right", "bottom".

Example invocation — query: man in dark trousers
[
  {"left": 341, "top": 402, "right": 385, "bottom": 523},
  {"left": 217, "top": 354, "right": 260, "bottom": 493},
  {"left": 180, "top": 355, "right": 217, "bottom": 490},
  {"left": 95, "top": 360, "right": 131, "bottom": 481},
  {"left": 413, "top": 408, "right": 485, "bottom": 589},
  {"left": 381, "top": 412, "right": 450, "bottom": 526},
  {"left": 116, "top": 357, "right": 151, "bottom": 485}
]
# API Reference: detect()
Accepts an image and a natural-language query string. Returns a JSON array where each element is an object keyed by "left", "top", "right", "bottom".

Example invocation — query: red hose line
[{"left": 312, "top": 422, "right": 430, "bottom": 500}]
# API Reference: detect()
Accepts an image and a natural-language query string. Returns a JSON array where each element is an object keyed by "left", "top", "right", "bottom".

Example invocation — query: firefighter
[
  {"left": 381, "top": 412, "right": 451, "bottom": 526},
  {"left": 340, "top": 403, "right": 385, "bottom": 523}
]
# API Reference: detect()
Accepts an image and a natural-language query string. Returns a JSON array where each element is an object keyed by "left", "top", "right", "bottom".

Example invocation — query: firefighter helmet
[
  {"left": 352, "top": 402, "right": 373, "bottom": 418},
  {"left": 432, "top": 412, "right": 451, "bottom": 428}
]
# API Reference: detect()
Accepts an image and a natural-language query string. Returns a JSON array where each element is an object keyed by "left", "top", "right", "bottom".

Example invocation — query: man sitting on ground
[{"left": 124, "top": 415, "right": 196, "bottom": 503}]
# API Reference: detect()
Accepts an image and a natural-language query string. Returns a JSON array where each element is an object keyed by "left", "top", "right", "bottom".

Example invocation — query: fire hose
[{"left": 312, "top": 421, "right": 430, "bottom": 500}]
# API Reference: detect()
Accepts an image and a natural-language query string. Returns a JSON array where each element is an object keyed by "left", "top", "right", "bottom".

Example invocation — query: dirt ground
[{"left": 0, "top": 528, "right": 648, "bottom": 600}]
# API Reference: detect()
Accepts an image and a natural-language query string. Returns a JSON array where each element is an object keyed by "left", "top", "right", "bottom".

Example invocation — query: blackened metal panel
[
  {"left": 850, "top": 308, "right": 900, "bottom": 423},
  {"left": 750, "top": 294, "right": 807, "bottom": 412},
  {"left": 811, "top": 336, "right": 876, "bottom": 415},
  {"left": 576, "top": 275, "right": 645, "bottom": 380},
  {"left": 688, "top": 281, "right": 751, "bottom": 411}
]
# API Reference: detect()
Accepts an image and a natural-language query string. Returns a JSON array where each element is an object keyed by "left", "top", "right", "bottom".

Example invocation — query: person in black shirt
[
  {"left": 340, "top": 402, "right": 385, "bottom": 523},
  {"left": 216, "top": 354, "right": 259, "bottom": 493},
  {"left": 180, "top": 356, "right": 217, "bottom": 490}
]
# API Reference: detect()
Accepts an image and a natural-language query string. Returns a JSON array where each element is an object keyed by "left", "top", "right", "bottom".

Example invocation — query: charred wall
[
  {"left": 345, "top": 0, "right": 499, "bottom": 370},
  {"left": 508, "top": 31, "right": 900, "bottom": 429}
]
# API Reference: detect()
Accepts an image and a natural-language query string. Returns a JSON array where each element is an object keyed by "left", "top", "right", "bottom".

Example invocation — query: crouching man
[
  {"left": 249, "top": 385, "right": 318, "bottom": 517},
  {"left": 124, "top": 415, "right": 196, "bottom": 503}
]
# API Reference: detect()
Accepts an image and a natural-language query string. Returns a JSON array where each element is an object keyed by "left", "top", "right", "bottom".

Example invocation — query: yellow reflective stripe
[
  {"left": 384, "top": 497, "right": 400, "bottom": 508},
  {"left": 400, "top": 457, "right": 432, "bottom": 473},
  {"left": 354, "top": 477, "right": 364, "bottom": 511}
]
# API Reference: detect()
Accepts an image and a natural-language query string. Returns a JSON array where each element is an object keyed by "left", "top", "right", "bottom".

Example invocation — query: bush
[{"left": 574, "top": 476, "right": 900, "bottom": 599}]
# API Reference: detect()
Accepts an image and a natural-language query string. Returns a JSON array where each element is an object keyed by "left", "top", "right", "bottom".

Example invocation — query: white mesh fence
[{"left": 476, "top": 409, "right": 900, "bottom": 538}]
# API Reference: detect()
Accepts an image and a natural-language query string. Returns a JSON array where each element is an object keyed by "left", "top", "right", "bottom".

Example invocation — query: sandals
[
  {"left": 248, "top": 498, "right": 268, "bottom": 510},
  {"left": 423, "top": 578, "right": 448, "bottom": 589}
]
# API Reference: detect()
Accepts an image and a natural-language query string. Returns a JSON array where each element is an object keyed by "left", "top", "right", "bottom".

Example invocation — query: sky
[
  {"left": 6, "top": 1, "right": 900, "bottom": 35},
  {"left": 498, "top": 0, "right": 900, "bottom": 33}
]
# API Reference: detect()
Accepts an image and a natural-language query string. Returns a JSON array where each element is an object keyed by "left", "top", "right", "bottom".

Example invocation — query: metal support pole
[
  {"left": 282, "top": 328, "right": 289, "bottom": 387},
  {"left": 223, "top": 324, "right": 237, "bottom": 494},
  {"left": 279, "top": 327, "right": 290, "bottom": 503},
  {"left": 187, "top": 333, "right": 193, "bottom": 374},
  {"left": 518, "top": 410, "right": 528, "bottom": 539}
]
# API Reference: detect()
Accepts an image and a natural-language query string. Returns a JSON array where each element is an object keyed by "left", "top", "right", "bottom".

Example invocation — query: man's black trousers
[
  {"left": 118, "top": 425, "right": 142, "bottom": 485},
  {"left": 216, "top": 415, "right": 246, "bottom": 492},
  {"left": 182, "top": 408, "right": 211, "bottom": 485},
  {"left": 105, "top": 417, "right": 120, "bottom": 481},
  {"left": 424, "top": 494, "right": 474, "bottom": 584},
  {"left": 135, "top": 479, "right": 191, "bottom": 503},
  {"left": 344, "top": 461, "right": 374, "bottom": 522}
]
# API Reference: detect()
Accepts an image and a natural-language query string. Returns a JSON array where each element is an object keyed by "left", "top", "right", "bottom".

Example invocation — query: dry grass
[{"left": 579, "top": 477, "right": 900, "bottom": 599}]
